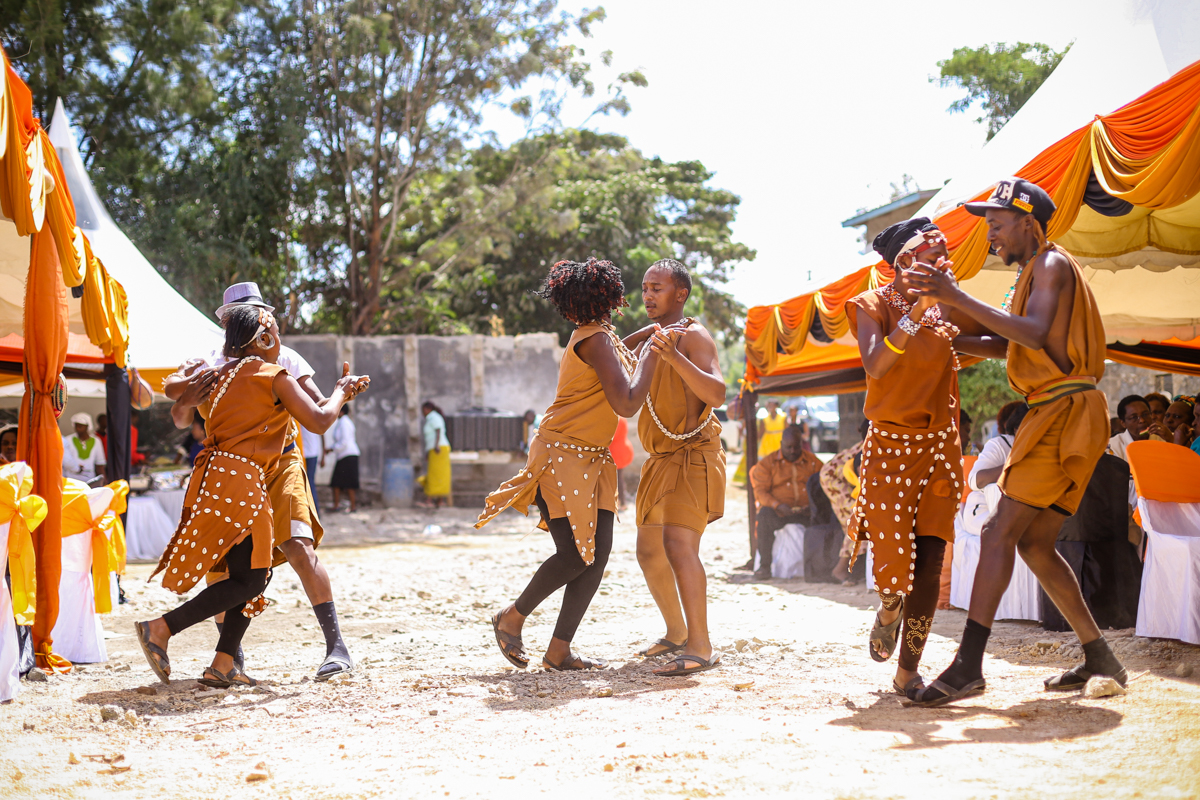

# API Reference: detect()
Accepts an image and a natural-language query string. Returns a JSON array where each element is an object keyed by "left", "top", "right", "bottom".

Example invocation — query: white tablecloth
[
  {"left": 125, "top": 495, "right": 177, "bottom": 562},
  {"left": 1136, "top": 498, "right": 1200, "bottom": 645}
]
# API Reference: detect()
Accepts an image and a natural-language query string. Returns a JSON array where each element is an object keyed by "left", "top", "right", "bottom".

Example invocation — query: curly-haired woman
[{"left": 476, "top": 257, "right": 677, "bottom": 671}]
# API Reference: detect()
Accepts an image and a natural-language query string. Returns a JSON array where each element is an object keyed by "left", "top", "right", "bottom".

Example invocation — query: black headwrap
[{"left": 872, "top": 217, "right": 944, "bottom": 266}]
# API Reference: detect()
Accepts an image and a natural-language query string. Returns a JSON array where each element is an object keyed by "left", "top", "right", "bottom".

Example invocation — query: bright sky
[{"left": 498, "top": 0, "right": 1124, "bottom": 309}]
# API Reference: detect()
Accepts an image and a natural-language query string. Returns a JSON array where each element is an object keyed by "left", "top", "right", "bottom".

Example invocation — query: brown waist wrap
[
  {"left": 847, "top": 419, "right": 962, "bottom": 597},
  {"left": 635, "top": 433, "right": 726, "bottom": 529},
  {"left": 475, "top": 429, "right": 616, "bottom": 565}
]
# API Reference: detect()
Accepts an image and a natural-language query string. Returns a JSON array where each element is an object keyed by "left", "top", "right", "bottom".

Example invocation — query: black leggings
[
  {"left": 162, "top": 536, "right": 270, "bottom": 658},
  {"left": 880, "top": 536, "right": 946, "bottom": 672},
  {"left": 514, "top": 489, "right": 614, "bottom": 643}
]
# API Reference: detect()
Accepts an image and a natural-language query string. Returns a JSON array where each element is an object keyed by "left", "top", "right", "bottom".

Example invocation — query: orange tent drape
[
  {"left": 745, "top": 59, "right": 1200, "bottom": 389},
  {"left": 18, "top": 228, "right": 69, "bottom": 669}
]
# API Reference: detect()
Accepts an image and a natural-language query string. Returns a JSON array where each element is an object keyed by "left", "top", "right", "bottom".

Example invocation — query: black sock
[
  {"left": 214, "top": 621, "right": 245, "bottom": 671},
  {"left": 1081, "top": 636, "right": 1123, "bottom": 675},
  {"left": 935, "top": 619, "right": 991, "bottom": 690},
  {"left": 313, "top": 601, "right": 350, "bottom": 664}
]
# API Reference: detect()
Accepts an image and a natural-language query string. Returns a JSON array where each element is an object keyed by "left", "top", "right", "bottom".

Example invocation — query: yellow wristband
[{"left": 884, "top": 336, "right": 905, "bottom": 355}]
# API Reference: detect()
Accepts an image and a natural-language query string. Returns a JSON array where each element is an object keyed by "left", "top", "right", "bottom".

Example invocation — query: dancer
[
  {"left": 630, "top": 259, "right": 727, "bottom": 675},
  {"left": 845, "top": 217, "right": 964, "bottom": 698},
  {"left": 137, "top": 306, "right": 367, "bottom": 686},
  {"left": 477, "top": 257, "right": 670, "bottom": 671},
  {"left": 905, "top": 178, "right": 1124, "bottom": 706},
  {"left": 164, "top": 282, "right": 357, "bottom": 680}
]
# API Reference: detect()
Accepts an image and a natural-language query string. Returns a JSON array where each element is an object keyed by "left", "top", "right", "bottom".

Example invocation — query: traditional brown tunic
[
  {"left": 636, "top": 347, "right": 725, "bottom": 534},
  {"left": 269, "top": 422, "right": 323, "bottom": 566},
  {"left": 151, "top": 357, "right": 288, "bottom": 615},
  {"left": 999, "top": 244, "right": 1108, "bottom": 515},
  {"left": 846, "top": 289, "right": 963, "bottom": 596},
  {"left": 475, "top": 322, "right": 626, "bottom": 564}
]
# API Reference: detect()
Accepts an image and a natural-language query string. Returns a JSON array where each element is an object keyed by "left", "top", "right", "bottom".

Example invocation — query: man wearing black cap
[{"left": 903, "top": 178, "right": 1124, "bottom": 706}]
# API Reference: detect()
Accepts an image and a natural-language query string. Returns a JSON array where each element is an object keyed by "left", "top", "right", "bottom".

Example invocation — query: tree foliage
[
  {"left": 2, "top": 1, "right": 752, "bottom": 341},
  {"left": 935, "top": 42, "right": 1070, "bottom": 140},
  {"left": 958, "top": 359, "right": 1020, "bottom": 430}
]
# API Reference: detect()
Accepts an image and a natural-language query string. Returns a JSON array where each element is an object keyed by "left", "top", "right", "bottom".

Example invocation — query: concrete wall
[
  {"left": 1098, "top": 362, "right": 1200, "bottom": 414},
  {"left": 287, "top": 333, "right": 562, "bottom": 494}
]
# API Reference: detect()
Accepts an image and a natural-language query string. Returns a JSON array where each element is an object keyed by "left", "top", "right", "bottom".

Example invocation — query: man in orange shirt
[{"left": 749, "top": 425, "right": 824, "bottom": 579}]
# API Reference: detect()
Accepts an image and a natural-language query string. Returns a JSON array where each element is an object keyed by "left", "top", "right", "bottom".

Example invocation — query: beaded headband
[
  {"left": 897, "top": 228, "right": 947, "bottom": 261},
  {"left": 241, "top": 308, "right": 277, "bottom": 349}
]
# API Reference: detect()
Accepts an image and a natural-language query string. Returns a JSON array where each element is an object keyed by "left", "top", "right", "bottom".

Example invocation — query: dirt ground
[{"left": 3, "top": 479, "right": 1199, "bottom": 800}]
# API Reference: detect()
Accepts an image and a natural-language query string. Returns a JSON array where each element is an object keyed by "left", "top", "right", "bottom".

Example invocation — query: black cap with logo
[{"left": 962, "top": 178, "right": 1056, "bottom": 227}]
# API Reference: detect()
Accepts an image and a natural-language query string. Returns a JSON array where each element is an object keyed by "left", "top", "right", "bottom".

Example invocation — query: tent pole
[{"left": 742, "top": 390, "right": 759, "bottom": 563}]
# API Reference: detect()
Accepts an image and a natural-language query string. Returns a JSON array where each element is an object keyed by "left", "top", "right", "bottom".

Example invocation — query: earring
[{"left": 260, "top": 333, "right": 276, "bottom": 350}]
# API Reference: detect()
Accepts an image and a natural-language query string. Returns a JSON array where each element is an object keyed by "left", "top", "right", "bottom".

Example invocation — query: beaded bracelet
[{"left": 897, "top": 315, "right": 920, "bottom": 336}]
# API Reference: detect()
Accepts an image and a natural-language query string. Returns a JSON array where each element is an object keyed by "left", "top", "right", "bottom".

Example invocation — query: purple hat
[{"left": 214, "top": 282, "right": 274, "bottom": 320}]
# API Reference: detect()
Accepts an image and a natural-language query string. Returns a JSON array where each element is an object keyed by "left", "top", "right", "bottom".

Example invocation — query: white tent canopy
[
  {"left": 44, "top": 100, "right": 224, "bottom": 383},
  {"left": 917, "top": 0, "right": 1200, "bottom": 345}
]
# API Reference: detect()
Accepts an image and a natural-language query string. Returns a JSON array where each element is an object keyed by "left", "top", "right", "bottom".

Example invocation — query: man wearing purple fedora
[{"left": 163, "top": 282, "right": 354, "bottom": 680}]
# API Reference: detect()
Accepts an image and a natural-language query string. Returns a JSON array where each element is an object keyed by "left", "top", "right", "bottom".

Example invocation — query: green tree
[
  {"left": 935, "top": 42, "right": 1071, "bottom": 140},
  {"left": 0, "top": 0, "right": 238, "bottom": 202},
  {"left": 958, "top": 359, "right": 1020, "bottom": 432},
  {"left": 400, "top": 129, "right": 754, "bottom": 346}
]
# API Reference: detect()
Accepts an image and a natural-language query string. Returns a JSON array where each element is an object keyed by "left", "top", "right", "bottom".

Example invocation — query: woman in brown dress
[
  {"left": 477, "top": 257, "right": 676, "bottom": 671},
  {"left": 135, "top": 306, "right": 368, "bottom": 687},
  {"left": 846, "top": 218, "right": 966, "bottom": 699}
]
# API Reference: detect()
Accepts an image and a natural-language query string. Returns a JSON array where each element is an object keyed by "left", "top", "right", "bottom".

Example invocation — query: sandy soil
[{"left": 3, "top": 481, "right": 1199, "bottom": 799}]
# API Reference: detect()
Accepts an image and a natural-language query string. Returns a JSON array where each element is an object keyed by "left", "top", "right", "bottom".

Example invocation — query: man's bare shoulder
[
  {"left": 1030, "top": 247, "right": 1073, "bottom": 283},
  {"left": 680, "top": 320, "right": 716, "bottom": 349}
]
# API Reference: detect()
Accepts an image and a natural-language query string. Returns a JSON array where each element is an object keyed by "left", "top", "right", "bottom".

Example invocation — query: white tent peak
[
  {"left": 918, "top": 0, "right": 1200, "bottom": 219},
  {"left": 47, "top": 100, "right": 224, "bottom": 379}
]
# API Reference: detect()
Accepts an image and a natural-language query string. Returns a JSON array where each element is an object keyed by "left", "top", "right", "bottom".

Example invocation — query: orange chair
[{"left": 1126, "top": 441, "right": 1200, "bottom": 645}]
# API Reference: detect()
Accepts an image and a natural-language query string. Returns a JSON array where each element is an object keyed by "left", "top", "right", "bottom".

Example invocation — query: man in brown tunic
[
  {"left": 631, "top": 259, "right": 727, "bottom": 676},
  {"left": 905, "top": 178, "right": 1126, "bottom": 706}
]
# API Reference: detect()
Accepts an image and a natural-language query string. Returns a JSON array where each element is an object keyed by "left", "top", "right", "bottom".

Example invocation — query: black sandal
[
  {"left": 908, "top": 678, "right": 986, "bottom": 707},
  {"left": 315, "top": 654, "right": 355, "bottom": 682},
  {"left": 637, "top": 638, "right": 687, "bottom": 658},
  {"left": 1044, "top": 663, "right": 1128, "bottom": 692},
  {"left": 542, "top": 653, "right": 608, "bottom": 671},
  {"left": 134, "top": 621, "right": 171, "bottom": 684},
  {"left": 491, "top": 611, "right": 529, "bottom": 669},
  {"left": 655, "top": 653, "right": 722, "bottom": 676},
  {"left": 198, "top": 664, "right": 258, "bottom": 688},
  {"left": 869, "top": 600, "right": 904, "bottom": 663},
  {"left": 894, "top": 674, "right": 925, "bottom": 697}
]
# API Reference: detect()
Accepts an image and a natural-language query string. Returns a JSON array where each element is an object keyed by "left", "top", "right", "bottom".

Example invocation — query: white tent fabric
[
  {"left": 46, "top": 101, "right": 224, "bottom": 381},
  {"left": 915, "top": 0, "right": 1200, "bottom": 345}
]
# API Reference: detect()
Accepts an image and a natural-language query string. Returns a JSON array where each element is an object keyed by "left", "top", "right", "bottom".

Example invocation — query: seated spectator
[
  {"left": 749, "top": 425, "right": 823, "bottom": 580},
  {"left": 177, "top": 411, "right": 206, "bottom": 467},
  {"left": 970, "top": 403, "right": 1030, "bottom": 492},
  {"left": 959, "top": 408, "right": 977, "bottom": 455},
  {"left": 0, "top": 424, "right": 17, "bottom": 464},
  {"left": 1145, "top": 392, "right": 1170, "bottom": 426},
  {"left": 1165, "top": 395, "right": 1196, "bottom": 449},
  {"left": 822, "top": 419, "right": 869, "bottom": 584},
  {"left": 62, "top": 413, "right": 106, "bottom": 480},
  {"left": 1108, "top": 394, "right": 1152, "bottom": 461}
]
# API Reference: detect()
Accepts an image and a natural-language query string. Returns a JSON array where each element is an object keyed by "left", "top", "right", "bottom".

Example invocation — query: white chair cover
[
  {"left": 1136, "top": 497, "right": 1200, "bottom": 645},
  {"left": 125, "top": 495, "right": 176, "bottom": 561},
  {"left": 1, "top": 520, "right": 19, "bottom": 702},
  {"left": 950, "top": 484, "right": 1041, "bottom": 621},
  {"left": 770, "top": 523, "right": 806, "bottom": 579},
  {"left": 50, "top": 486, "right": 116, "bottom": 664}
]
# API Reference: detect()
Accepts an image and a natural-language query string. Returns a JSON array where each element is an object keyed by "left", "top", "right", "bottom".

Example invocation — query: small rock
[
  {"left": 734, "top": 639, "right": 749, "bottom": 653},
  {"left": 1175, "top": 663, "right": 1194, "bottom": 678},
  {"left": 536, "top": 690, "right": 552, "bottom": 698},
  {"left": 26, "top": 668, "right": 48, "bottom": 683},
  {"left": 733, "top": 681, "right": 755, "bottom": 692},
  {"left": 135, "top": 686, "right": 157, "bottom": 696},
  {"left": 595, "top": 688, "right": 613, "bottom": 698},
  {"left": 68, "top": 753, "right": 80, "bottom": 765},
  {"left": 1082, "top": 676, "right": 1127, "bottom": 698},
  {"left": 100, "top": 705, "right": 122, "bottom": 722},
  {"left": 428, "top": 710, "right": 439, "bottom": 716},
  {"left": 416, "top": 591, "right": 432, "bottom": 600},
  {"left": 361, "top": 633, "right": 374, "bottom": 640},
  {"left": 1035, "top": 641, "right": 1056, "bottom": 650},
  {"left": 603, "top": 764, "right": 614, "bottom": 772},
  {"left": 123, "top": 710, "right": 140, "bottom": 727},
  {"left": 113, "top": 663, "right": 131, "bottom": 673},
  {"left": 193, "top": 734, "right": 205, "bottom": 741},
  {"left": 22, "top": 722, "right": 34, "bottom": 731},
  {"left": 246, "top": 771, "right": 269, "bottom": 783}
]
